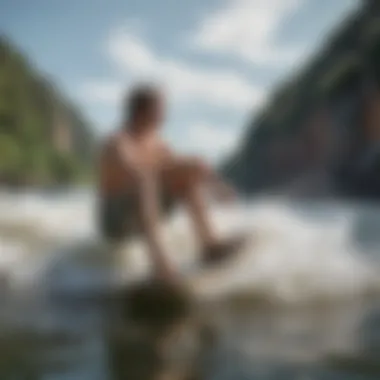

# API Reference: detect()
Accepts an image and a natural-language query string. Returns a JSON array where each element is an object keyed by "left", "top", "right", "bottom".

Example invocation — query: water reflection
[
  {"left": 2, "top": 283, "right": 380, "bottom": 379},
  {"left": 107, "top": 281, "right": 216, "bottom": 380}
]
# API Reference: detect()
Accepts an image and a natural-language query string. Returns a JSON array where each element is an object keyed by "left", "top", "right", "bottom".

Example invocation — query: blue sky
[{"left": 0, "top": 0, "right": 359, "bottom": 162}]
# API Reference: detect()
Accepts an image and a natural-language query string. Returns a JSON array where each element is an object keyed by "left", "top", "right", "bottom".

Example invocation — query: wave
[{"left": 0, "top": 192, "right": 379, "bottom": 304}]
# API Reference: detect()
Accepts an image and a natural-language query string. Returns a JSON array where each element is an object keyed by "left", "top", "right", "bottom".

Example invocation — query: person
[{"left": 98, "top": 84, "right": 245, "bottom": 282}]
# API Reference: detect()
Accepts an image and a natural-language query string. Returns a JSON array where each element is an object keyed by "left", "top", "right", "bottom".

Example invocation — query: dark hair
[{"left": 125, "top": 84, "right": 161, "bottom": 120}]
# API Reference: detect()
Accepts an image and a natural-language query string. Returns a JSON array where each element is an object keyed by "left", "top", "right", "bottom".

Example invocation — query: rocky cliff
[{"left": 223, "top": 0, "right": 380, "bottom": 199}]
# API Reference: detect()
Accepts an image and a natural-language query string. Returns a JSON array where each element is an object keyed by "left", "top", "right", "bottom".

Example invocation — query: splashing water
[
  {"left": 1, "top": 191, "right": 380, "bottom": 380},
  {"left": 0, "top": 190, "right": 378, "bottom": 305}
]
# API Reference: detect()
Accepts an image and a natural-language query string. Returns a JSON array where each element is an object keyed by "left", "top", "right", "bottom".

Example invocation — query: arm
[
  {"left": 138, "top": 171, "right": 176, "bottom": 280},
  {"left": 111, "top": 138, "right": 176, "bottom": 280}
]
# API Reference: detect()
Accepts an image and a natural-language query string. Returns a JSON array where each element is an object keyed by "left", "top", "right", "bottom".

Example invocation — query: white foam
[
  {"left": 0, "top": 190, "right": 95, "bottom": 241},
  {"left": 0, "top": 191, "right": 378, "bottom": 303},
  {"left": 0, "top": 238, "right": 46, "bottom": 290},
  {"left": 96, "top": 200, "right": 379, "bottom": 303}
]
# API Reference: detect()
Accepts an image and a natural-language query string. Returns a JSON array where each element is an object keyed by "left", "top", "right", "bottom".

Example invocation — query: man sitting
[{"left": 98, "top": 84, "right": 245, "bottom": 282}]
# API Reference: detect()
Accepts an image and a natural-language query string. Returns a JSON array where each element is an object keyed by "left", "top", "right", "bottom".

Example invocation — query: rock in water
[{"left": 123, "top": 280, "right": 194, "bottom": 333}]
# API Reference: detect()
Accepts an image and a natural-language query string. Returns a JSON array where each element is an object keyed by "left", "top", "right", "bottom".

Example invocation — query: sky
[{"left": 0, "top": 0, "right": 360, "bottom": 162}]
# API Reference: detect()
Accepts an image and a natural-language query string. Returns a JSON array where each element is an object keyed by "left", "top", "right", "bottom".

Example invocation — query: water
[{"left": 0, "top": 190, "right": 380, "bottom": 379}]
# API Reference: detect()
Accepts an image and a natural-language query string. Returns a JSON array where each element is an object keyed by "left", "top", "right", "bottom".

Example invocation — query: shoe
[{"left": 201, "top": 233, "right": 248, "bottom": 267}]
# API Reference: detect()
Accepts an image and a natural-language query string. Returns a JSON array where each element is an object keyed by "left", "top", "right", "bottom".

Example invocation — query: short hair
[{"left": 125, "top": 84, "right": 161, "bottom": 119}]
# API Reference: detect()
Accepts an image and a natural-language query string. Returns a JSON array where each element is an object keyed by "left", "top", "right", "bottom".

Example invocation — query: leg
[
  {"left": 161, "top": 159, "right": 218, "bottom": 249},
  {"left": 161, "top": 159, "right": 247, "bottom": 264}
]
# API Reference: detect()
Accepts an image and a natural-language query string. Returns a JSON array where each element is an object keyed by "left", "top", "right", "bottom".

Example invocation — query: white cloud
[
  {"left": 108, "top": 32, "right": 157, "bottom": 74},
  {"left": 191, "top": 0, "right": 360, "bottom": 67},
  {"left": 191, "top": 0, "right": 307, "bottom": 66},
  {"left": 180, "top": 122, "right": 240, "bottom": 162},
  {"left": 83, "top": 28, "right": 266, "bottom": 110}
]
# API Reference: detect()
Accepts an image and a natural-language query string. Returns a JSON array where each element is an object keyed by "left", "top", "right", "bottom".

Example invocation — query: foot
[{"left": 201, "top": 234, "right": 248, "bottom": 267}]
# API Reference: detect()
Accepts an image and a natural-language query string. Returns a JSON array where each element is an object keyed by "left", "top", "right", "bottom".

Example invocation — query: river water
[{"left": 0, "top": 190, "right": 380, "bottom": 379}]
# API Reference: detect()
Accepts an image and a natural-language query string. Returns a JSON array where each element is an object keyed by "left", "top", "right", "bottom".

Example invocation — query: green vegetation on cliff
[{"left": 0, "top": 36, "right": 94, "bottom": 187}]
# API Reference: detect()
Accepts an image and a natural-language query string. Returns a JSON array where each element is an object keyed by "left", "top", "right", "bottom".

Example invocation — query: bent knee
[{"left": 161, "top": 158, "right": 209, "bottom": 196}]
